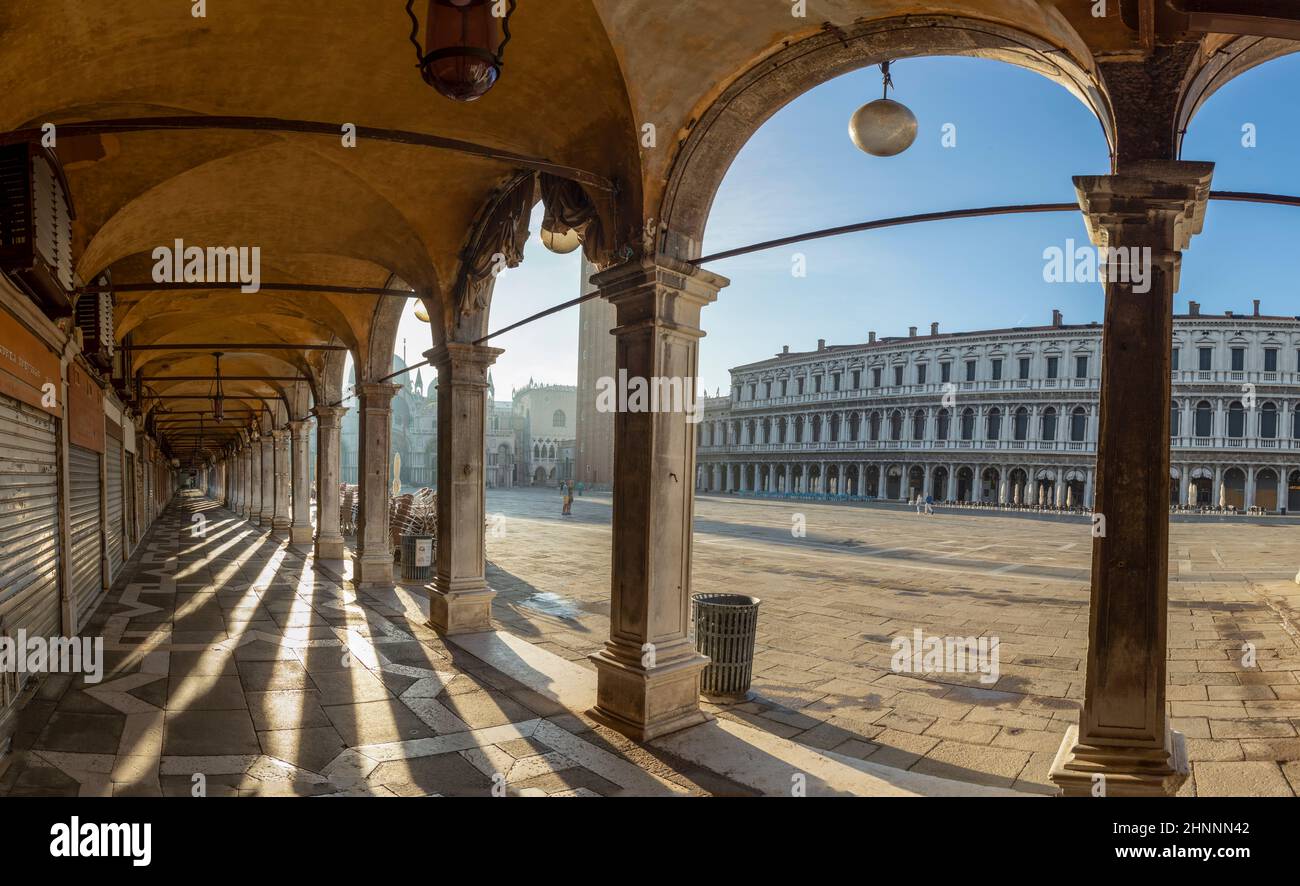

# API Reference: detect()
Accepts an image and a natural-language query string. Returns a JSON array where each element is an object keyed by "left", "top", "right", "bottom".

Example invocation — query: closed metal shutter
[
  {"left": 124, "top": 451, "right": 136, "bottom": 554},
  {"left": 68, "top": 444, "right": 103, "bottom": 628},
  {"left": 0, "top": 393, "right": 61, "bottom": 733},
  {"left": 105, "top": 431, "right": 123, "bottom": 581}
]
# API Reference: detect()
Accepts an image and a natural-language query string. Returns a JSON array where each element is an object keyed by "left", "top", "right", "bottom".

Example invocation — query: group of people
[
  {"left": 912, "top": 494, "right": 936, "bottom": 516},
  {"left": 560, "top": 481, "right": 585, "bottom": 516}
]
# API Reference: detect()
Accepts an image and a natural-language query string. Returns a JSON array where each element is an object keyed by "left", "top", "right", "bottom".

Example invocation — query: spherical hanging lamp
[
  {"left": 539, "top": 224, "right": 582, "bottom": 255},
  {"left": 414, "top": 303, "right": 431, "bottom": 323},
  {"left": 849, "top": 61, "right": 918, "bottom": 157},
  {"left": 405, "top": 0, "right": 518, "bottom": 103}
]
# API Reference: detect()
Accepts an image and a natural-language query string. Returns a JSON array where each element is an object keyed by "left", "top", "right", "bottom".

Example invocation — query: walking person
[
  {"left": 561, "top": 486, "right": 573, "bottom": 516},
  {"left": 925, "top": 493, "right": 934, "bottom": 515}
]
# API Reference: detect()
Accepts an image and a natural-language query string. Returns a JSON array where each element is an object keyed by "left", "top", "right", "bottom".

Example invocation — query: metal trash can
[
  {"left": 692, "top": 593, "right": 760, "bottom": 700},
  {"left": 400, "top": 534, "right": 434, "bottom": 581}
]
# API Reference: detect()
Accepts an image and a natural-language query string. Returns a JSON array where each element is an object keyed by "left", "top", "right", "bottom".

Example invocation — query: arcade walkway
[
  {"left": 0, "top": 492, "right": 1019, "bottom": 797},
  {"left": 0, "top": 492, "right": 739, "bottom": 797}
]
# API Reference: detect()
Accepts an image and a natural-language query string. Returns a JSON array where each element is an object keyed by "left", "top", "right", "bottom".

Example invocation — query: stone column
[
  {"left": 258, "top": 434, "right": 275, "bottom": 526},
  {"left": 230, "top": 446, "right": 242, "bottom": 513},
  {"left": 425, "top": 342, "right": 502, "bottom": 634},
  {"left": 1050, "top": 160, "right": 1213, "bottom": 797},
  {"left": 248, "top": 437, "right": 262, "bottom": 522},
  {"left": 313, "top": 406, "right": 348, "bottom": 559},
  {"left": 587, "top": 259, "right": 727, "bottom": 742},
  {"left": 272, "top": 429, "right": 292, "bottom": 531},
  {"left": 289, "top": 419, "right": 313, "bottom": 543},
  {"left": 352, "top": 382, "right": 402, "bottom": 586}
]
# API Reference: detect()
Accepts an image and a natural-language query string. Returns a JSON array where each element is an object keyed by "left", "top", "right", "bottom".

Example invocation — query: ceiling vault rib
[
  {"left": 84, "top": 282, "right": 414, "bottom": 297},
  {"left": 0, "top": 115, "right": 614, "bottom": 191},
  {"left": 127, "top": 343, "right": 349, "bottom": 351}
]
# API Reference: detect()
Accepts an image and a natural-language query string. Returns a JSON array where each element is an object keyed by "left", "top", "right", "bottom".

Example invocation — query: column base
[
  {"left": 314, "top": 537, "right": 347, "bottom": 560},
  {"left": 272, "top": 517, "right": 292, "bottom": 531},
  {"left": 427, "top": 583, "right": 495, "bottom": 635},
  {"left": 587, "top": 648, "right": 710, "bottom": 743},
  {"left": 289, "top": 525, "right": 313, "bottom": 544},
  {"left": 1049, "top": 724, "right": 1189, "bottom": 797},
  {"left": 351, "top": 553, "right": 393, "bottom": 587}
]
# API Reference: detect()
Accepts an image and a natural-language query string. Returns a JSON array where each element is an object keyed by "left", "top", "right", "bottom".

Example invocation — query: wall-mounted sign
[
  {"left": 0, "top": 307, "right": 61, "bottom": 416},
  {"left": 67, "top": 363, "right": 105, "bottom": 452}
]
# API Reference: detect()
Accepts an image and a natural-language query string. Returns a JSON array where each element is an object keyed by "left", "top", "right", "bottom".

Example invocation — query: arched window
[
  {"left": 1170, "top": 401, "right": 1180, "bottom": 437},
  {"left": 794, "top": 416, "right": 804, "bottom": 443},
  {"left": 960, "top": 408, "right": 975, "bottom": 441},
  {"left": 548, "top": 444, "right": 556, "bottom": 459},
  {"left": 936, "top": 409, "right": 950, "bottom": 440},
  {"left": 830, "top": 414, "right": 841, "bottom": 442},
  {"left": 985, "top": 407, "right": 1001, "bottom": 441},
  {"left": 553, "top": 409, "right": 566, "bottom": 428},
  {"left": 1013, "top": 407, "right": 1029, "bottom": 441},
  {"left": 1228, "top": 401, "right": 1244, "bottom": 438},
  {"left": 1041, "top": 407, "right": 1057, "bottom": 442},
  {"left": 1261, "top": 402, "right": 1278, "bottom": 439},
  {"left": 848, "top": 413, "right": 860, "bottom": 442},
  {"left": 912, "top": 409, "right": 926, "bottom": 441},
  {"left": 1195, "top": 401, "right": 1212, "bottom": 437},
  {"left": 811, "top": 415, "right": 822, "bottom": 443},
  {"left": 1070, "top": 407, "right": 1087, "bottom": 442},
  {"left": 869, "top": 411, "right": 881, "bottom": 441},
  {"left": 1293, "top": 408, "right": 1300, "bottom": 439},
  {"left": 889, "top": 410, "right": 903, "bottom": 441},
  {"left": 533, "top": 443, "right": 540, "bottom": 459}
]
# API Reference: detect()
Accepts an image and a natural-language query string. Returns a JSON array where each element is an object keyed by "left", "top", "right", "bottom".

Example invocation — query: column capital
[
  {"left": 591, "top": 258, "right": 729, "bottom": 333},
  {"left": 287, "top": 418, "right": 312, "bottom": 436},
  {"left": 423, "top": 342, "right": 503, "bottom": 383},
  {"left": 353, "top": 381, "right": 402, "bottom": 402},
  {"left": 1073, "top": 160, "right": 1215, "bottom": 254},
  {"left": 310, "top": 405, "right": 348, "bottom": 425}
]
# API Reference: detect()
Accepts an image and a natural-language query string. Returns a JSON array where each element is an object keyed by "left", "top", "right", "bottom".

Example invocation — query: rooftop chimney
[
  {"left": 1225, "top": 310, "right": 1233, "bottom": 317},
  {"left": 1051, "top": 309, "right": 1063, "bottom": 328},
  {"left": 1189, "top": 300, "right": 1200, "bottom": 316},
  {"left": 908, "top": 326, "right": 917, "bottom": 337},
  {"left": 1253, "top": 299, "right": 1261, "bottom": 316},
  {"left": 868, "top": 331, "right": 876, "bottom": 343},
  {"left": 930, "top": 322, "right": 939, "bottom": 336},
  {"left": 781, "top": 345, "right": 789, "bottom": 355},
  {"left": 817, "top": 338, "right": 825, "bottom": 351}
]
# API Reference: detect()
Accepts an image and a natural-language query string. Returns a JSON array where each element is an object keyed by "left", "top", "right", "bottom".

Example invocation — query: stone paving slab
[
  {"left": 0, "top": 493, "right": 745, "bottom": 798},
  {"left": 481, "top": 488, "right": 1300, "bottom": 796}
]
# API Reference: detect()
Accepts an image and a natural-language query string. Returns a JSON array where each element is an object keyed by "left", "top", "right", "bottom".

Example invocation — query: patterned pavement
[
  {"left": 0, "top": 492, "right": 747, "bottom": 797},
  {"left": 484, "top": 488, "right": 1300, "bottom": 796}
]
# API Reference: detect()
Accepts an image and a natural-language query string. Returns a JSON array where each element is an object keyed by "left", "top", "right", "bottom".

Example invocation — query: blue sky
[{"left": 390, "top": 51, "right": 1300, "bottom": 398}]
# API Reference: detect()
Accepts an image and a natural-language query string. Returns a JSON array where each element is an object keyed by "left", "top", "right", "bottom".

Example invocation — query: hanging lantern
[
  {"left": 414, "top": 303, "right": 431, "bottom": 323},
  {"left": 539, "top": 221, "right": 582, "bottom": 255},
  {"left": 849, "top": 61, "right": 918, "bottom": 157},
  {"left": 405, "top": 0, "right": 518, "bottom": 102},
  {"left": 211, "top": 352, "right": 226, "bottom": 423}
]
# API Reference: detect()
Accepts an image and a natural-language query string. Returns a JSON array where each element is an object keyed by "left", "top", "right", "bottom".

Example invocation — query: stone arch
[
  {"left": 1176, "top": 36, "right": 1300, "bottom": 158},
  {"left": 656, "top": 13, "right": 1112, "bottom": 258}
]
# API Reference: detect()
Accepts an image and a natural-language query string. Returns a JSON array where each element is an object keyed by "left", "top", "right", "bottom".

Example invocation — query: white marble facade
[{"left": 698, "top": 309, "right": 1300, "bottom": 513}]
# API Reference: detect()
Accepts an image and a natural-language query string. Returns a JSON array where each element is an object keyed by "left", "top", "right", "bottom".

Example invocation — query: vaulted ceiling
[{"left": 2, "top": 1, "right": 1296, "bottom": 461}]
